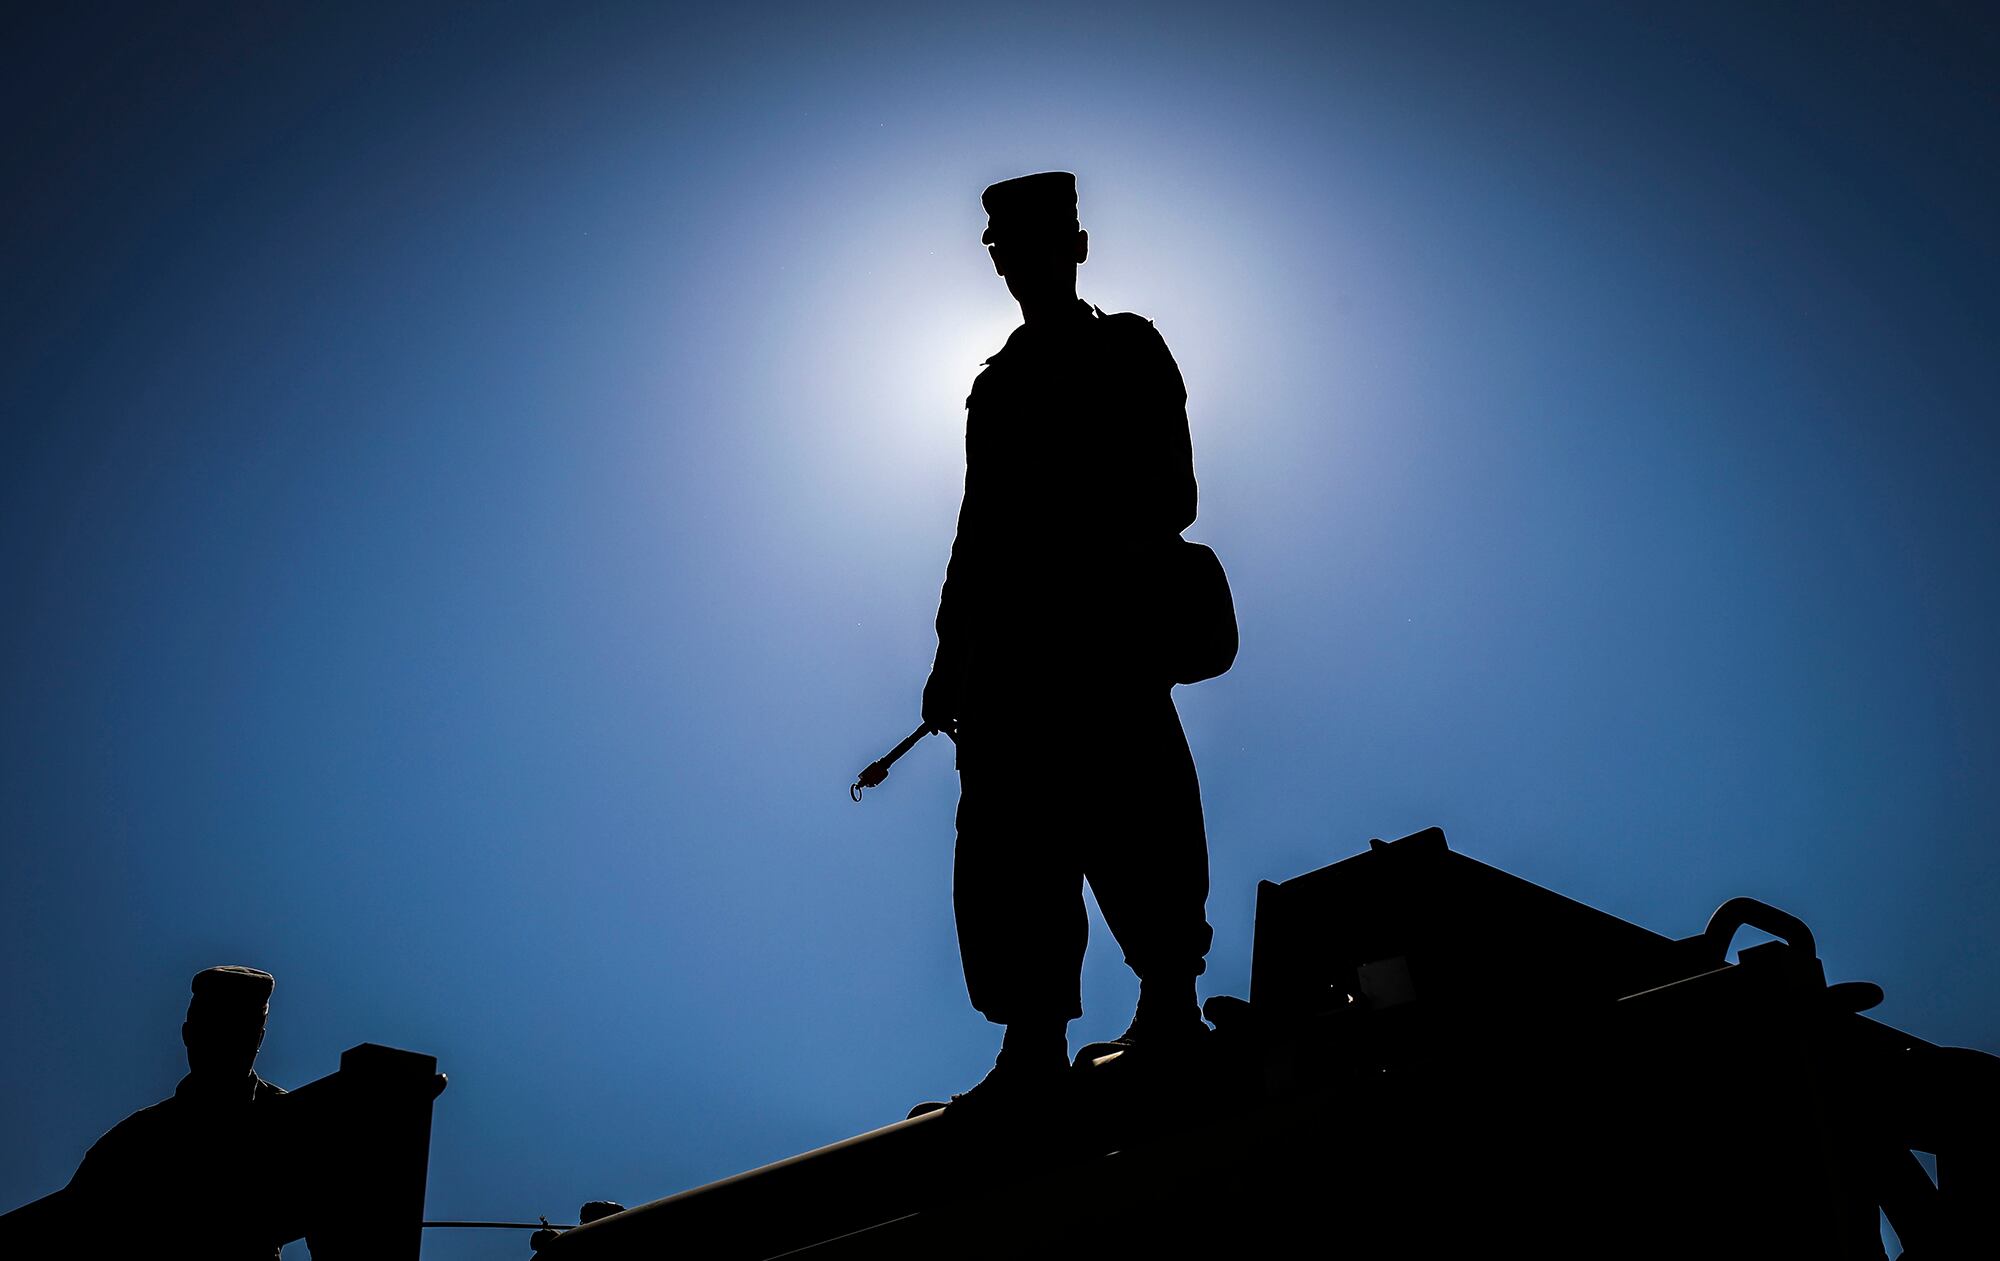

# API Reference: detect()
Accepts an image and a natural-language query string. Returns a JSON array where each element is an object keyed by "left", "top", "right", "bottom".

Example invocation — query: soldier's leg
[
  {"left": 954, "top": 762, "right": 1088, "bottom": 1028},
  {"left": 1083, "top": 692, "right": 1212, "bottom": 1032}
]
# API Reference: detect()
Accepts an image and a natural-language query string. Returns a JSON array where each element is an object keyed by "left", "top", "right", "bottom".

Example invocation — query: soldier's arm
[
  {"left": 926, "top": 502, "right": 971, "bottom": 734},
  {"left": 926, "top": 400, "right": 984, "bottom": 733},
  {"left": 1147, "top": 323, "right": 1198, "bottom": 534}
]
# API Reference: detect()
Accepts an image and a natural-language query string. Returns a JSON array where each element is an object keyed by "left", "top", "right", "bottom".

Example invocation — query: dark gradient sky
[{"left": 4, "top": 2, "right": 1996, "bottom": 1253}]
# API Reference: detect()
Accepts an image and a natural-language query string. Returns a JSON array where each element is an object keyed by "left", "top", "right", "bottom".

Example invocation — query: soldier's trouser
[{"left": 953, "top": 689, "right": 1212, "bottom": 1024}]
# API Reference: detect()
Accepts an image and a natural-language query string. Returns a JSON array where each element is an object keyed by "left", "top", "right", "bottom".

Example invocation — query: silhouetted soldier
[
  {"left": 63, "top": 965, "right": 294, "bottom": 1256},
  {"left": 922, "top": 172, "right": 1213, "bottom": 1107}
]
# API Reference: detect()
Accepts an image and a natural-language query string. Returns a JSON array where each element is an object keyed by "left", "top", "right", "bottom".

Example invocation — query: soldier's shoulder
[
  {"left": 1095, "top": 308, "right": 1174, "bottom": 352},
  {"left": 78, "top": 1094, "right": 177, "bottom": 1166},
  {"left": 111, "top": 1094, "right": 181, "bottom": 1130},
  {"left": 966, "top": 359, "right": 1002, "bottom": 410},
  {"left": 1096, "top": 307, "right": 1158, "bottom": 330},
  {"left": 977, "top": 322, "right": 1034, "bottom": 369},
  {"left": 967, "top": 335, "right": 1024, "bottom": 407}
]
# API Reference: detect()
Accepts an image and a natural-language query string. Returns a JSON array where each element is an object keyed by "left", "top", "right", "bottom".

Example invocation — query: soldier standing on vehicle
[{"left": 920, "top": 172, "right": 1214, "bottom": 1109}]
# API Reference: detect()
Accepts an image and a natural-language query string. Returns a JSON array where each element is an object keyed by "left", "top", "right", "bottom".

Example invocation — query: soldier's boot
[
  {"left": 908, "top": 1021, "right": 1069, "bottom": 1119},
  {"left": 1074, "top": 975, "right": 1207, "bottom": 1067}
]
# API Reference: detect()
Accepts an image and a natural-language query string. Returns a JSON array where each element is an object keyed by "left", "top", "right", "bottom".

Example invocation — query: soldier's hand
[{"left": 921, "top": 670, "right": 958, "bottom": 739}]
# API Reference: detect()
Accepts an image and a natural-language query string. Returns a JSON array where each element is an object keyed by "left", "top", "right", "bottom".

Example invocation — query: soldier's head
[
  {"left": 981, "top": 172, "right": 1088, "bottom": 310},
  {"left": 182, "top": 965, "right": 273, "bottom": 1080}
]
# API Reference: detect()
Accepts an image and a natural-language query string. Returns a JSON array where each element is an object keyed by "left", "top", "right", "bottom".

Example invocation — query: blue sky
[{"left": 4, "top": 3, "right": 1995, "bottom": 1253}]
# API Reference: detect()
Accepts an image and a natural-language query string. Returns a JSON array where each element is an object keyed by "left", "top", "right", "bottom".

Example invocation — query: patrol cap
[
  {"left": 981, "top": 171, "right": 1079, "bottom": 245},
  {"left": 189, "top": 965, "right": 274, "bottom": 1016}
]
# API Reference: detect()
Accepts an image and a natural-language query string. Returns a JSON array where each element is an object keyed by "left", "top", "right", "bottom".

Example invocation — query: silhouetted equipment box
[
  {"left": 280, "top": 1043, "right": 446, "bottom": 1260},
  {"left": 1249, "top": 825, "right": 1696, "bottom": 1017},
  {"left": 536, "top": 828, "right": 1992, "bottom": 1260}
]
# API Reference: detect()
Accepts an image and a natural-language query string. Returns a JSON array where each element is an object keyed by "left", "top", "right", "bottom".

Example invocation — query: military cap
[
  {"left": 189, "top": 965, "right": 274, "bottom": 1009},
  {"left": 981, "top": 171, "right": 1079, "bottom": 245}
]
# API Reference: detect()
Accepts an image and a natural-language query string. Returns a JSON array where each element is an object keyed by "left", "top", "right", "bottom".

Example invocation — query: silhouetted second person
[
  {"left": 921, "top": 172, "right": 1213, "bottom": 1109},
  {"left": 62, "top": 966, "right": 295, "bottom": 1256}
]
